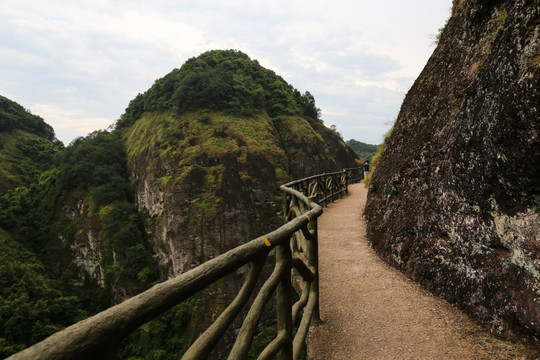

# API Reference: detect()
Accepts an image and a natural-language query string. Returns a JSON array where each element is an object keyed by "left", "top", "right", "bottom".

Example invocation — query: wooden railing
[{"left": 8, "top": 167, "right": 363, "bottom": 360}]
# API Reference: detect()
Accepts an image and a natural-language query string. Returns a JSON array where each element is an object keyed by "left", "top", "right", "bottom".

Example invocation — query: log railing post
[
  {"left": 276, "top": 242, "right": 293, "bottom": 360},
  {"left": 307, "top": 215, "right": 320, "bottom": 324}
]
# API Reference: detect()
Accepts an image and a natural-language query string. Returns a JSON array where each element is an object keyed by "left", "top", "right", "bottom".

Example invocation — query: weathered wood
[
  {"left": 276, "top": 243, "right": 294, "bottom": 360},
  {"left": 291, "top": 255, "right": 315, "bottom": 282},
  {"left": 182, "top": 261, "right": 265, "bottom": 360},
  {"left": 292, "top": 285, "right": 318, "bottom": 360},
  {"left": 292, "top": 281, "right": 310, "bottom": 323},
  {"left": 228, "top": 259, "right": 288, "bottom": 360}
]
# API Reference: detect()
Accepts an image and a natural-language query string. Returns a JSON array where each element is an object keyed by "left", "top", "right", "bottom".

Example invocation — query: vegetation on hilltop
[
  {"left": 0, "top": 96, "right": 63, "bottom": 192},
  {"left": 0, "top": 95, "right": 58, "bottom": 142},
  {"left": 116, "top": 49, "right": 321, "bottom": 130}
]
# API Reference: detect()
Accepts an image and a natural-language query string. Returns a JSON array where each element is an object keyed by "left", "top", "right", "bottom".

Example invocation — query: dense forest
[
  {"left": 0, "top": 50, "right": 359, "bottom": 358},
  {"left": 0, "top": 116, "right": 160, "bottom": 357},
  {"left": 345, "top": 139, "right": 379, "bottom": 162}
]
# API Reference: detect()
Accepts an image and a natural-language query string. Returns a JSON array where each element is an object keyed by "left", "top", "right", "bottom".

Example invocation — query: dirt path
[{"left": 307, "top": 183, "right": 530, "bottom": 360}]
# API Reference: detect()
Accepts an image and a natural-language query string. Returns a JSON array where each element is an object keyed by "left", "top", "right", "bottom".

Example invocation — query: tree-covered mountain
[
  {"left": 116, "top": 50, "right": 321, "bottom": 130},
  {"left": 0, "top": 95, "right": 62, "bottom": 193},
  {"left": 115, "top": 50, "right": 359, "bottom": 357},
  {"left": 0, "top": 99, "right": 89, "bottom": 357},
  {"left": 346, "top": 139, "right": 379, "bottom": 163},
  {"left": 1, "top": 50, "right": 360, "bottom": 358}
]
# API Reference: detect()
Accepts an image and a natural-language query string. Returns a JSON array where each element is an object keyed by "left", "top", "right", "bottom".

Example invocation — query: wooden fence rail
[{"left": 8, "top": 167, "right": 364, "bottom": 360}]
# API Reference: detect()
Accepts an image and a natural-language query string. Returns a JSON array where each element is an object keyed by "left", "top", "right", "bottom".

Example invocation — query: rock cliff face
[
  {"left": 121, "top": 51, "right": 359, "bottom": 279},
  {"left": 60, "top": 199, "right": 104, "bottom": 287},
  {"left": 125, "top": 113, "right": 357, "bottom": 280},
  {"left": 365, "top": 0, "right": 539, "bottom": 341}
]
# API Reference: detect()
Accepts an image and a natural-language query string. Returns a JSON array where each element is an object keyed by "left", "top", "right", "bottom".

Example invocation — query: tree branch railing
[{"left": 8, "top": 167, "right": 364, "bottom": 360}]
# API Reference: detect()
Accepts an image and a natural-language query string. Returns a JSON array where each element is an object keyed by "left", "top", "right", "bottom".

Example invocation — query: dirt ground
[{"left": 307, "top": 183, "right": 534, "bottom": 360}]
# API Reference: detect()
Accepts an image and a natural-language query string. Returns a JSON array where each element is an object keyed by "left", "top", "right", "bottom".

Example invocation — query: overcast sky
[{"left": 0, "top": 0, "right": 451, "bottom": 145}]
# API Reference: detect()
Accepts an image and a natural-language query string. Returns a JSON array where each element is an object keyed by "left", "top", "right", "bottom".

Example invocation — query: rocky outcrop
[
  {"left": 121, "top": 51, "right": 359, "bottom": 280},
  {"left": 125, "top": 112, "right": 358, "bottom": 279},
  {"left": 59, "top": 199, "right": 104, "bottom": 287},
  {"left": 365, "top": 0, "right": 539, "bottom": 342},
  {"left": 120, "top": 52, "right": 359, "bottom": 356}
]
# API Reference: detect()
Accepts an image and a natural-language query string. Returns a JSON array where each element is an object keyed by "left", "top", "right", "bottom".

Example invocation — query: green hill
[
  {"left": 116, "top": 50, "right": 359, "bottom": 357},
  {"left": 0, "top": 96, "right": 62, "bottom": 192},
  {"left": 346, "top": 139, "right": 379, "bottom": 162}
]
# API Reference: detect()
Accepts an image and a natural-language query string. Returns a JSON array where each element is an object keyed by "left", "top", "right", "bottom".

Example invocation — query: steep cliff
[
  {"left": 119, "top": 50, "right": 359, "bottom": 278},
  {"left": 113, "top": 50, "right": 358, "bottom": 357},
  {"left": 365, "top": 0, "right": 539, "bottom": 341}
]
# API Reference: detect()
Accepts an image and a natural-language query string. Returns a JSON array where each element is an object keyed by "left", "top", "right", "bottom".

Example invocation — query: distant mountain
[
  {"left": 0, "top": 96, "right": 62, "bottom": 192},
  {"left": 346, "top": 139, "right": 379, "bottom": 162}
]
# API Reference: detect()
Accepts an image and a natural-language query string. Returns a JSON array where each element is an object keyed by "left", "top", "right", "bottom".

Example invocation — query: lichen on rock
[{"left": 365, "top": 0, "right": 540, "bottom": 342}]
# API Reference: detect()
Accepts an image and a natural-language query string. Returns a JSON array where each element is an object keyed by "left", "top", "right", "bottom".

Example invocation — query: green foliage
[
  {"left": 0, "top": 130, "right": 62, "bottom": 193},
  {"left": 0, "top": 169, "right": 59, "bottom": 247},
  {"left": 118, "top": 296, "right": 203, "bottom": 359},
  {"left": 0, "top": 229, "right": 87, "bottom": 357},
  {"left": 100, "top": 202, "right": 158, "bottom": 291},
  {"left": 57, "top": 130, "right": 129, "bottom": 207},
  {"left": 0, "top": 95, "right": 58, "bottom": 142},
  {"left": 0, "top": 101, "right": 160, "bottom": 355},
  {"left": 346, "top": 139, "right": 380, "bottom": 162},
  {"left": 115, "top": 50, "right": 321, "bottom": 130},
  {"left": 364, "top": 126, "right": 393, "bottom": 185}
]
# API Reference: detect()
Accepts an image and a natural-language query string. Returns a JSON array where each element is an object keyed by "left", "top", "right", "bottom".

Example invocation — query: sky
[{"left": 0, "top": 0, "right": 451, "bottom": 146}]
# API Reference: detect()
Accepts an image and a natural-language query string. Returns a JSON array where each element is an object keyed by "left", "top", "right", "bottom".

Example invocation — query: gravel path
[{"left": 307, "top": 183, "right": 530, "bottom": 360}]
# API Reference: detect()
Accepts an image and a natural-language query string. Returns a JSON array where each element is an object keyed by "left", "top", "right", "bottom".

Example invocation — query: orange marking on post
[
  {"left": 306, "top": 215, "right": 310, "bottom": 221},
  {"left": 264, "top": 237, "right": 271, "bottom": 247}
]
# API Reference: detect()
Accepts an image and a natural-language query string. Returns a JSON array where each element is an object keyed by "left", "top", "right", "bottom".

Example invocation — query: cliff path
[{"left": 307, "top": 183, "right": 531, "bottom": 360}]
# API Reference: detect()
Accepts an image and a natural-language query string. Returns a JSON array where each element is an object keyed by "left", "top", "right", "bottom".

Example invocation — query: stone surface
[
  {"left": 60, "top": 199, "right": 105, "bottom": 287},
  {"left": 124, "top": 110, "right": 358, "bottom": 357},
  {"left": 365, "top": 0, "right": 540, "bottom": 342},
  {"left": 126, "top": 113, "right": 358, "bottom": 279}
]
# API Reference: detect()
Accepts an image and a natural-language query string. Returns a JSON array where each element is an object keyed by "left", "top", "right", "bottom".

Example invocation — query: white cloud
[
  {"left": 0, "top": 0, "right": 452, "bottom": 145},
  {"left": 32, "top": 103, "right": 113, "bottom": 144}
]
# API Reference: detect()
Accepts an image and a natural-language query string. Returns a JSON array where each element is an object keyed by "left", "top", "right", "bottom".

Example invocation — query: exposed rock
[
  {"left": 120, "top": 51, "right": 358, "bottom": 357},
  {"left": 365, "top": 0, "right": 539, "bottom": 342},
  {"left": 126, "top": 111, "right": 358, "bottom": 279},
  {"left": 59, "top": 199, "right": 104, "bottom": 287},
  {"left": 122, "top": 51, "right": 359, "bottom": 280}
]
